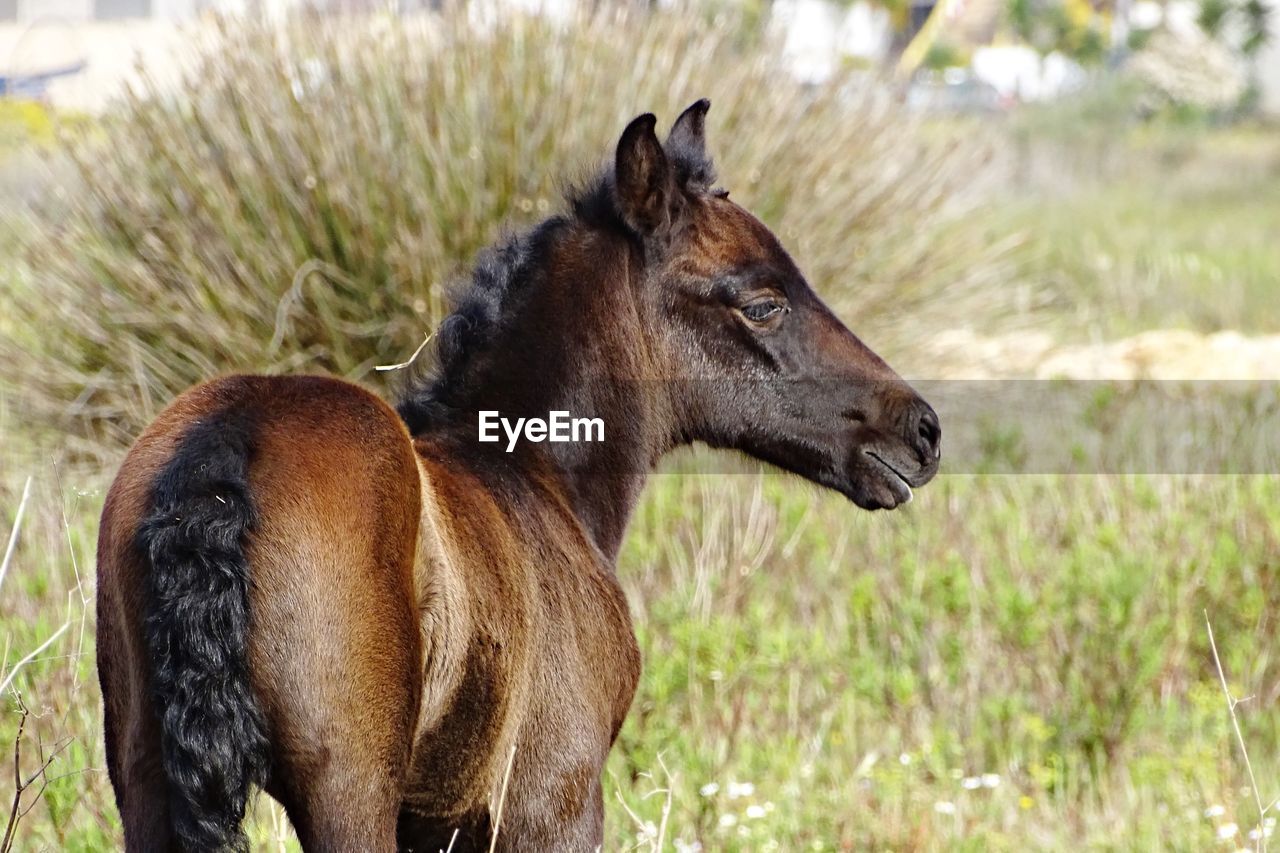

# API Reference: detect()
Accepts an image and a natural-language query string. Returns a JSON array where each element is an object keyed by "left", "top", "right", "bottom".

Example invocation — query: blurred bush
[
  {"left": 2, "top": 9, "right": 1019, "bottom": 459},
  {"left": 1128, "top": 27, "right": 1247, "bottom": 116}
]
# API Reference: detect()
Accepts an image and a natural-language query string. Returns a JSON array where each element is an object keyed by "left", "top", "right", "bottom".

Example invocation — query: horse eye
[{"left": 741, "top": 301, "right": 787, "bottom": 324}]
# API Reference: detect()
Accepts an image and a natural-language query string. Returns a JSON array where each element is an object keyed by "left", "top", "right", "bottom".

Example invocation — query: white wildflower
[
  {"left": 746, "top": 805, "right": 766, "bottom": 819},
  {"left": 981, "top": 773, "right": 1001, "bottom": 789},
  {"left": 1218, "top": 823, "right": 1238, "bottom": 840},
  {"left": 727, "top": 781, "right": 755, "bottom": 800},
  {"left": 718, "top": 814, "right": 738, "bottom": 828},
  {"left": 934, "top": 801, "right": 957, "bottom": 815},
  {"left": 700, "top": 782, "right": 720, "bottom": 797},
  {"left": 961, "top": 777, "right": 982, "bottom": 790},
  {"left": 1205, "top": 805, "right": 1226, "bottom": 818}
]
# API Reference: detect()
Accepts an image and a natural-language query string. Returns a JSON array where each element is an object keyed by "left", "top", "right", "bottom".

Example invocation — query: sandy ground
[{"left": 924, "top": 328, "right": 1280, "bottom": 380}]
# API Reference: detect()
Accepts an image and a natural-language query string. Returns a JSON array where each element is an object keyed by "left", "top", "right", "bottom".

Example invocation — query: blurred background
[{"left": 1, "top": 0, "right": 1278, "bottom": 849}]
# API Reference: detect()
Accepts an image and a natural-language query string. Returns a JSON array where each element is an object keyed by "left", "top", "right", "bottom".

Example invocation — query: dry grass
[{"left": 0, "top": 8, "right": 1020, "bottom": 463}]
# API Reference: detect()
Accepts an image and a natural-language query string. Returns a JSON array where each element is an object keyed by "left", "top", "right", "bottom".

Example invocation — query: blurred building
[
  {"left": 1260, "top": 0, "right": 1280, "bottom": 114},
  {"left": 1, "top": 0, "right": 191, "bottom": 19},
  {"left": 0, "top": 0, "right": 391, "bottom": 21},
  {"left": 3, "top": 0, "right": 1279, "bottom": 116},
  {"left": 773, "top": 0, "right": 893, "bottom": 82}
]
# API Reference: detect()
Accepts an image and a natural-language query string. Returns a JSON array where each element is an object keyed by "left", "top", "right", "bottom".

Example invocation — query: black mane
[{"left": 395, "top": 143, "right": 715, "bottom": 435}]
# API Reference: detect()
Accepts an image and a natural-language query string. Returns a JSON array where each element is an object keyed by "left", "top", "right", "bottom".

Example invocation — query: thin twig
[
  {"left": 0, "top": 477, "right": 33, "bottom": 593},
  {"left": 611, "top": 788, "right": 649, "bottom": 848},
  {"left": 51, "top": 464, "right": 90, "bottom": 689},
  {"left": 654, "top": 755, "right": 673, "bottom": 851},
  {"left": 610, "top": 760, "right": 673, "bottom": 853},
  {"left": 1, "top": 700, "right": 28, "bottom": 853},
  {"left": 375, "top": 331, "right": 434, "bottom": 372},
  {"left": 0, "top": 623, "right": 71, "bottom": 697},
  {"left": 2, "top": 695, "right": 71, "bottom": 853},
  {"left": 49, "top": 465, "right": 88, "bottom": 605},
  {"left": 267, "top": 799, "right": 290, "bottom": 852},
  {"left": 488, "top": 744, "right": 517, "bottom": 853},
  {"left": 1205, "top": 611, "right": 1268, "bottom": 853}
]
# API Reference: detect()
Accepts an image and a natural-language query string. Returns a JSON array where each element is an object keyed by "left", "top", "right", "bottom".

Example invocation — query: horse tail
[{"left": 135, "top": 407, "right": 271, "bottom": 851}]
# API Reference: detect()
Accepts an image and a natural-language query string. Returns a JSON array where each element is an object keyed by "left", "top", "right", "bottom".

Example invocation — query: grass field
[
  {"left": 996, "top": 123, "right": 1280, "bottom": 341},
  {"left": 3, "top": 466, "right": 1278, "bottom": 849},
  {"left": 2, "top": 17, "right": 1279, "bottom": 849}
]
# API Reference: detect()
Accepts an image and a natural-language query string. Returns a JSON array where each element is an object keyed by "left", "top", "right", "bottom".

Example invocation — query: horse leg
[
  {"left": 107, "top": 717, "right": 179, "bottom": 852},
  {"left": 268, "top": 757, "right": 404, "bottom": 852},
  {"left": 243, "top": 398, "right": 425, "bottom": 851},
  {"left": 247, "top": 544, "right": 422, "bottom": 852},
  {"left": 99, "top": 572, "right": 179, "bottom": 851},
  {"left": 252, "top": 603, "right": 421, "bottom": 852}
]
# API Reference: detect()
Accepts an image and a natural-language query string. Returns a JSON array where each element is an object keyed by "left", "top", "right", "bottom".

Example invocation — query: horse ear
[
  {"left": 667, "top": 98, "right": 710, "bottom": 166},
  {"left": 615, "top": 113, "right": 677, "bottom": 236}
]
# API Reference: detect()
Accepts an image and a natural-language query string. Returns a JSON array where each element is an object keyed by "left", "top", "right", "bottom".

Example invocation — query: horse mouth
[{"left": 863, "top": 450, "right": 914, "bottom": 506}]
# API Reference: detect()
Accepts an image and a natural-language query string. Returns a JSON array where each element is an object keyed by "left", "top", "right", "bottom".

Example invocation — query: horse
[{"left": 95, "top": 100, "right": 941, "bottom": 852}]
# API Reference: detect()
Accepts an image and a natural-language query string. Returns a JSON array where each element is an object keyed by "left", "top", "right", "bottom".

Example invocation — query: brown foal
[{"left": 96, "top": 100, "right": 941, "bottom": 851}]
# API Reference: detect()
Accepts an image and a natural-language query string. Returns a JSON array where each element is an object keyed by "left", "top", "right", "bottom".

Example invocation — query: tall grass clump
[{"left": 2, "top": 7, "right": 1018, "bottom": 460}]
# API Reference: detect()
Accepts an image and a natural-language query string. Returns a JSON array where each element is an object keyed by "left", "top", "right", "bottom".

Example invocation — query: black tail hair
[{"left": 136, "top": 409, "right": 271, "bottom": 851}]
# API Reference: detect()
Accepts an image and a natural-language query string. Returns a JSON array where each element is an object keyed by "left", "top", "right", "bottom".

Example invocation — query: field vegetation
[{"left": 1, "top": 8, "right": 1277, "bottom": 850}]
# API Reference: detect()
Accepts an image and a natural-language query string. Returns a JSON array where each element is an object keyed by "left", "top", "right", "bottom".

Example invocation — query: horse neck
[{"left": 459, "top": 227, "right": 673, "bottom": 562}]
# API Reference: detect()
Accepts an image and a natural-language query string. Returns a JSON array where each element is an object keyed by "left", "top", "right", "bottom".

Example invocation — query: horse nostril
[{"left": 914, "top": 405, "right": 941, "bottom": 460}]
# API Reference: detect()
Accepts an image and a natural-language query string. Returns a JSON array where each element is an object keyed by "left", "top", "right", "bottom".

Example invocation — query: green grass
[
  {"left": 993, "top": 124, "right": 1280, "bottom": 340},
  {"left": 609, "top": 471, "right": 1279, "bottom": 850},
  {"left": 2, "top": 467, "right": 1276, "bottom": 849}
]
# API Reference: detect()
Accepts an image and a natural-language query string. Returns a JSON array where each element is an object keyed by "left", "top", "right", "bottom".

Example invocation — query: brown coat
[{"left": 97, "top": 102, "right": 939, "bottom": 851}]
